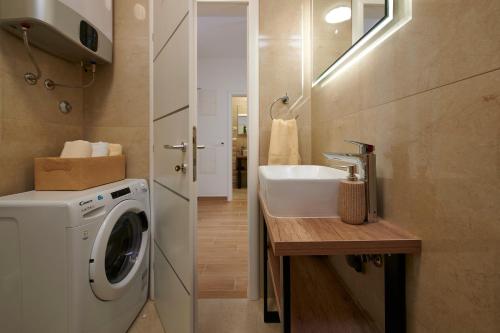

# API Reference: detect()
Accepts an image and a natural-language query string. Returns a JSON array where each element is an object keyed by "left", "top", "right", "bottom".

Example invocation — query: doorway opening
[
  {"left": 232, "top": 95, "right": 248, "bottom": 192},
  {"left": 196, "top": 2, "right": 249, "bottom": 299}
]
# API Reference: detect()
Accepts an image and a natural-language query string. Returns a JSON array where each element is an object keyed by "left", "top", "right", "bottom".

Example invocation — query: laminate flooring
[{"left": 197, "top": 189, "right": 248, "bottom": 298}]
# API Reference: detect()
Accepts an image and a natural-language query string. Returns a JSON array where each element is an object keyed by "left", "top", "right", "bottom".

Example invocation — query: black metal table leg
[
  {"left": 384, "top": 254, "right": 406, "bottom": 333},
  {"left": 263, "top": 222, "right": 280, "bottom": 323},
  {"left": 281, "top": 256, "right": 291, "bottom": 333},
  {"left": 237, "top": 158, "right": 242, "bottom": 189}
]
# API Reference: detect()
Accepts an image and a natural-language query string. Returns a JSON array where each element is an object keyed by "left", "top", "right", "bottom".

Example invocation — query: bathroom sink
[{"left": 259, "top": 165, "right": 348, "bottom": 218}]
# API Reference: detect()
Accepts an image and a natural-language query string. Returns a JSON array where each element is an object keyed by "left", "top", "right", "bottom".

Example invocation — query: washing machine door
[{"left": 89, "top": 199, "right": 149, "bottom": 301}]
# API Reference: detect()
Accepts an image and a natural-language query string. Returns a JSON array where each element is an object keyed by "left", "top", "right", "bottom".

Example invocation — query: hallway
[{"left": 197, "top": 189, "right": 248, "bottom": 298}]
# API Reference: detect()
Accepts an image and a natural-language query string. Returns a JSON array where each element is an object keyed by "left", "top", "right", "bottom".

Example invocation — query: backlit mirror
[{"left": 312, "top": 0, "right": 388, "bottom": 80}]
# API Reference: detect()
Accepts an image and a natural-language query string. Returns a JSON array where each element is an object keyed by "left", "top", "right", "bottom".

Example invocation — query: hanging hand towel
[
  {"left": 60, "top": 140, "right": 92, "bottom": 158},
  {"left": 268, "top": 119, "right": 301, "bottom": 165},
  {"left": 91, "top": 142, "right": 110, "bottom": 157}
]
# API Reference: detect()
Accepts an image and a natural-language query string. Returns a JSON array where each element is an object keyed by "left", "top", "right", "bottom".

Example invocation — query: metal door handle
[
  {"left": 164, "top": 142, "right": 188, "bottom": 152},
  {"left": 197, "top": 145, "right": 206, "bottom": 150},
  {"left": 174, "top": 163, "right": 188, "bottom": 174}
]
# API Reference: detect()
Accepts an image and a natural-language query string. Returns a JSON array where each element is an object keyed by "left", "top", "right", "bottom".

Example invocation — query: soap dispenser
[{"left": 338, "top": 165, "right": 366, "bottom": 225}]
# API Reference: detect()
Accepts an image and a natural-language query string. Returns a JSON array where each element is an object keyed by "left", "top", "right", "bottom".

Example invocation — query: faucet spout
[{"left": 322, "top": 152, "right": 366, "bottom": 180}]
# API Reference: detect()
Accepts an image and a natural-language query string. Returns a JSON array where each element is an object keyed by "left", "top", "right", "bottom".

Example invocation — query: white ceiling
[{"left": 197, "top": 3, "right": 247, "bottom": 58}]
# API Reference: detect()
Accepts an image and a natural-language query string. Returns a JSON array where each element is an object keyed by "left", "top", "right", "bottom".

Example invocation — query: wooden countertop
[{"left": 260, "top": 193, "right": 421, "bottom": 256}]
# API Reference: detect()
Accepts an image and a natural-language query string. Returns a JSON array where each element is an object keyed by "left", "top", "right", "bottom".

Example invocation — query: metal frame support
[
  {"left": 263, "top": 222, "right": 280, "bottom": 323},
  {"left": 384, "top": 254, "right": 406, "bottom": 333},
  {"left": 280, "top": 256, "right": 291, "bottom": 333},
  {"left": 263, "top": 220, "right": 292, "bottom": 332}
]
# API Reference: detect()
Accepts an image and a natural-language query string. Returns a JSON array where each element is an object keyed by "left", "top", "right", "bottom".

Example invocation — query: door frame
[
  {"left": 151, "top": 0, "right": 259, "bottom": 302},
  {"left": 196, "top": 0, "right": 259, "bottom": 300},
  {"left": 227, "top": 92, "right": 247, "bottom": 202}
]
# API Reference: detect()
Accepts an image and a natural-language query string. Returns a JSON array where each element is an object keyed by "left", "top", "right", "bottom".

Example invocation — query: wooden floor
[{"left": 197, "top": 189, "right": 248, "bottom": 298}]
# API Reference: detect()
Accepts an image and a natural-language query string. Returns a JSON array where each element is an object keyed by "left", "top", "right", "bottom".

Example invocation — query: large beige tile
[
  {"left": 128, "top": 299, "right": 281, "bottom": 333},
  {"left": 84, "top": 38, "right": 149, "bottom": 127},
  {"left": 128, "top": 301, "right": 165, "bottom": 333},
  {"left": 198, "top": 299, "right": 281, "bottom": 333},
  {"left": 259, "top": 0, "right": 303, "bottom": 39},
  {"left": 0, "top": 30, "right": 82, "bottom": 83},
  {"left": 114, "top": 0, "right": 150, "bottom": 41},
  {"left": 2, "top": 71, "right": 83, "bottom": 126},
  {"left": 0, "top": 119, "right": 83, "bottom": 196},
  {"left": 312, "top": 62, "right": 500, "bottom": 332},
  {"left": 82, "top": 0, "right": 150, "bottom": 180},
  {"left": 259, "top": 37, "right": 310, "bottom": 164},
  {"left": 0, "top": 0, "right": 149, "bottom": 195},
  {"left": 0, "top": 27, "right": 85, "bottom": 197},
  {"left": 318, "top": 0, "right": 500, "bottom": 113},
  {"left": 84, "top": 126, "right": 149, "bottom": 179}
]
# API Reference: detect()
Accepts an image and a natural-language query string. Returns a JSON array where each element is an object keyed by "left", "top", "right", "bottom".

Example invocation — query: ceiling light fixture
[{"left": 325, "top": 6, "right": 352, "bottom": 24}]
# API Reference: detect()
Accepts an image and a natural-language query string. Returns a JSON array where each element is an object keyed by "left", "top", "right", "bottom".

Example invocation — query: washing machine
[{"left": 0, "top": 179, "right": 151, "bottom": 333}]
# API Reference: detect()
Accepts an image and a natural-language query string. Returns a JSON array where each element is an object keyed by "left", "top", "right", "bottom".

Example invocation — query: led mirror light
[{"left": 325, "top": 6, "right": 352, "bottom": 24}]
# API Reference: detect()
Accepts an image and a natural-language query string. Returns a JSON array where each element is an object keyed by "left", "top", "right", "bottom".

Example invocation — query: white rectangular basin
[{"left": 259, "top": 165, "right": 348, "bottom": 218}]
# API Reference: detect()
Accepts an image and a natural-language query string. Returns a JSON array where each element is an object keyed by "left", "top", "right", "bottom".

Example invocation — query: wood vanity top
[{"left": 260, "top": 194, "right": 421, "bottom": 256}]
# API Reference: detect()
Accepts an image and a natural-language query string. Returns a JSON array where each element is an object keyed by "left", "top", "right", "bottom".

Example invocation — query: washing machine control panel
[
  {"left": 69, "top": 180, "right": 149, "bottom": 222},
  {"left": 110, "top": 187, "right": 131, "bottom": 199}
]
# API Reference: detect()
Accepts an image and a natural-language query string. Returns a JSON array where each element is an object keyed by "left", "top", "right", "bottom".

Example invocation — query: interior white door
[
  {"left": 197, "top": 88, "right": 228, "bottom": 197},
  {"left": 152, "top": 0, "right": 197, "bottom": 332}
]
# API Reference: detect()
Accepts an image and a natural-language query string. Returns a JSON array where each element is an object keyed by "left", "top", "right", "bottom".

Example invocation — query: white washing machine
[{"left": 0, "top": 179, "right": 151, "bottom": 333}]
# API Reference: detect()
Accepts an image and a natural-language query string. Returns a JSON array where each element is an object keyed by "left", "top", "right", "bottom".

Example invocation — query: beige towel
[
  {"left": 108, "top": 143, "right": 123, "bottom": 156},
  {"left": 60, "top": 140, "right": 92, "bottom": 158},
  {"left": 268, "top": 119, "right": 301, "bottom": 165}
]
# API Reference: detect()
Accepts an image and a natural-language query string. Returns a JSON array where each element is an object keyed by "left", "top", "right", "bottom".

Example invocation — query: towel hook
[{"left": 269, "top": 93, "right": 296, "bottom": 120}]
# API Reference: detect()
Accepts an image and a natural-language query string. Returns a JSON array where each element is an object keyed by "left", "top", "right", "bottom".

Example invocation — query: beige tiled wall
[
  {"left": 259, "top": 0, "right": 312, "bottom": 165},
  {"left": 84, "top": 0, "right": 150, "bottom": 180},
  {"left": 0, "top": 0, "right": 150, "bottom": 196},
  {"left": 0, "top": 30, "right": 84, "bottom": 196},
  {"left": 311, "top": 0, "right": 500, "bottom": 331}
]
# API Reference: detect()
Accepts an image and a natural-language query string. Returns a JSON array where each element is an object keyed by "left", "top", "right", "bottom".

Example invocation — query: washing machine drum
[{"left": 89, "top": 200, "right": 149, "bottom": 301}]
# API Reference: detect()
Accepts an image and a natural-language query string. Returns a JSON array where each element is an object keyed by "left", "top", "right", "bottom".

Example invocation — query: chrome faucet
[{"left": 323, "top": 140, "right": 378, "bottom": 223}]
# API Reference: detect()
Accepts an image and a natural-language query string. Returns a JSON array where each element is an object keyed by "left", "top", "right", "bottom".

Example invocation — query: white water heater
[{"left": 0, "top": 0, "right": 113, "bottom": 63}]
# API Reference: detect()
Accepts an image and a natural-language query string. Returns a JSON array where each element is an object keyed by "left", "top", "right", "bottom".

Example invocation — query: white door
[
  {"left": 197, "top": 88, "right": 228, "bottom": 197},
  {"left": 152, "top": 0, "right": 197, "bottom": 332}
]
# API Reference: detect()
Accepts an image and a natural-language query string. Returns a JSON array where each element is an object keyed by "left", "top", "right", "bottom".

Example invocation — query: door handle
[
  {"left": 197, "top": 145, "right": 206, "bottom": 150},
  {"left": 164, "top": 142, "right": 188, "bottom": 152}
]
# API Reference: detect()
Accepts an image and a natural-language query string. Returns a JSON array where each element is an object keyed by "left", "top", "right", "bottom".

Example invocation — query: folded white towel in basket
[
  {"left": 60, "top": 140, "right": 92, "bottom": 158},
  {"left": 91, "top": 142, "right": 109, "bottom": 157}
]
